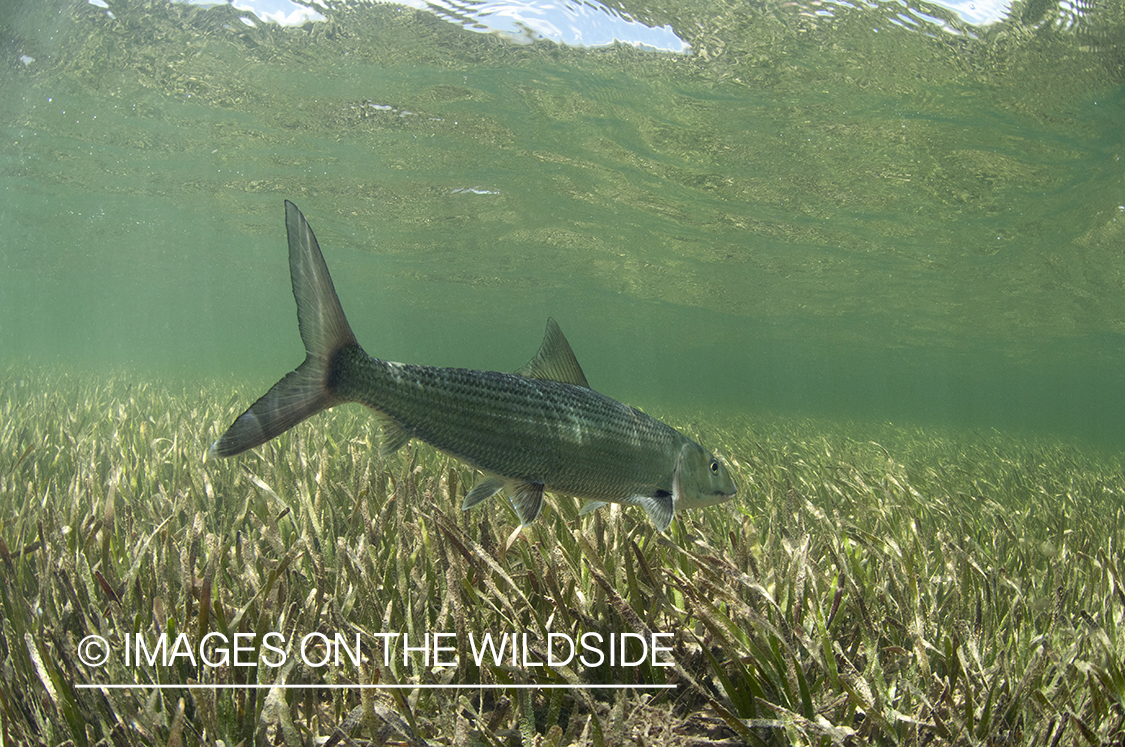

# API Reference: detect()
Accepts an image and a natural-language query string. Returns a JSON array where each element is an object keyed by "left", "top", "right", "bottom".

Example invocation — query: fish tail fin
[{"left": 209, "top": 201, "right": 360, "bottom": 458}]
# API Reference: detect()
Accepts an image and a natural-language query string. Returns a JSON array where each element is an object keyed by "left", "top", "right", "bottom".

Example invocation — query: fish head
[{"left": 673, "top": 441, "right": 738, "bottom": 510}]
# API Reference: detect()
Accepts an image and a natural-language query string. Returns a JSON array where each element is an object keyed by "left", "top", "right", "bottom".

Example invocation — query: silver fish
[{"left": 210, "top": 201, "right": 737, "bottom": 530}]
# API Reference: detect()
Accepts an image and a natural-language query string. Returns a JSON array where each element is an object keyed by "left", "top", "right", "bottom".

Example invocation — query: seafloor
[{"left": 2, "top": 365, "right": 1123, "bottom": 744}]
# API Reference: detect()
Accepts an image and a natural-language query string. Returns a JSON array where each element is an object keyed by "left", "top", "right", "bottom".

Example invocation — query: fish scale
[
  {"left": 210, "top": 200, "right": 737, "bottom": 531},
  {"left": 333, "top": 347, "right": 682, "bottom": 502}
]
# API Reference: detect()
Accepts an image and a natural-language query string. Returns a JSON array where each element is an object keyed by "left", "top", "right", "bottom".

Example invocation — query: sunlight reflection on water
[{"left": 174, "top": 0, "right": 689, "bottom": 51}]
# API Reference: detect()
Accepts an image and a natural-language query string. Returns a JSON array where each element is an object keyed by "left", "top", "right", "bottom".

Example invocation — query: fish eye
[{"left": 709, "top": 460, "right": 719, "bottom": 473}]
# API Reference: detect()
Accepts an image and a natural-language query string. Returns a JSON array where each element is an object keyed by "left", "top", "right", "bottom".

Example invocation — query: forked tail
[{"left": 209, "top": 201, "right": 359, "bottom": 458}]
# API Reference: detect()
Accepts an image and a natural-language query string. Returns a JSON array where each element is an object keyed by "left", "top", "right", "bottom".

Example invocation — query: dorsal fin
[{"left": 515, "top": 317, "right": 590, "bottom": 388}]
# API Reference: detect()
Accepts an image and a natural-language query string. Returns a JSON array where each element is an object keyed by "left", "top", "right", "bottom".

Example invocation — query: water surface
[{"left": 2, "top": 0, "right": 1123, "bottom": 446}]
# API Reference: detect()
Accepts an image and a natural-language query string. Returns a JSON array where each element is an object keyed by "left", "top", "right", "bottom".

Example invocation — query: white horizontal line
[{"left": 78, "top": 683, "right": 676, "bottom": 690}]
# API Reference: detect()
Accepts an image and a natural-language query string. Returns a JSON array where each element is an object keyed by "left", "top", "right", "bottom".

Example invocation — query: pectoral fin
[
  {"left": 579, "top": 488, "right": 675, "bottom": 530},
  {"left": 462, "top": 476, "right": 506, "bottom": 509},
  {"left": 636, "top": 492, "right": 675, "bottom": 532},
  {"left": 640, "top": 444, "right": 691, "bottom": 532},
  {"left": 510, "top": 482, "right": 545, "bottom": 526}
]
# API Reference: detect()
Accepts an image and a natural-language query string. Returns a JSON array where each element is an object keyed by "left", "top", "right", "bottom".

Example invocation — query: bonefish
[{"left": 210, "top": 201, "right": 737, "bottom": 530}]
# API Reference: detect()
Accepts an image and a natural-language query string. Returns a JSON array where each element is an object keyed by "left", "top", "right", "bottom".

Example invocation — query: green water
[{"left": 2, "top": 0, "right": 1124, "bottom": 446}]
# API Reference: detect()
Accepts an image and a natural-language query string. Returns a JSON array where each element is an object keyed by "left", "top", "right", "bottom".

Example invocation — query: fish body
[{"left": 210, "top": 201, "right": 737, "bottom": 530}]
